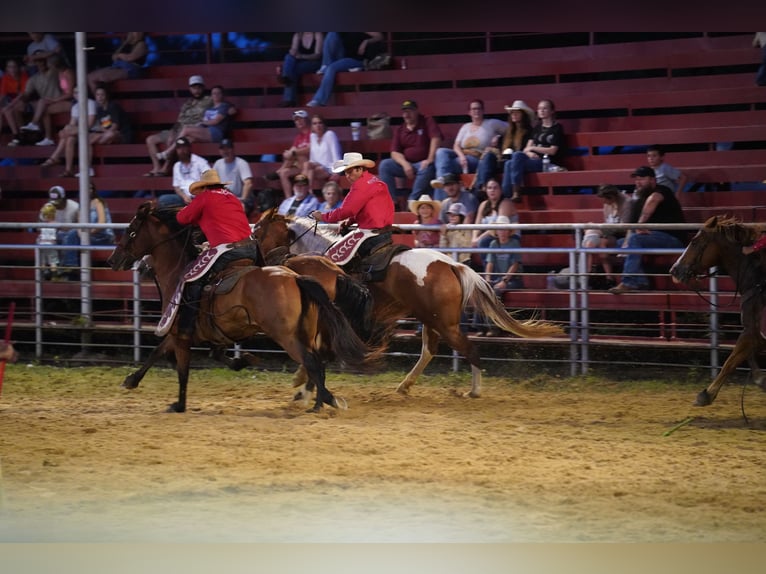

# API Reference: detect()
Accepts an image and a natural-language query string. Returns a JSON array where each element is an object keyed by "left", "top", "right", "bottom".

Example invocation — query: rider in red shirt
[
  {"left": 173, "top": 169, "right": 260, "bottom": 338},
  {"left": 742, "top": 229, "right": 766, "bottom": 338}
]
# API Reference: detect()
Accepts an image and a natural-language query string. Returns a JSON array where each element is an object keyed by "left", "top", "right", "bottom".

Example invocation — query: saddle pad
[
  {"left": 154, "top": 244, "right": 233, "bottom": 337},
  {"left": 325, "top": 229, "right": 377, "bottom": 265}
]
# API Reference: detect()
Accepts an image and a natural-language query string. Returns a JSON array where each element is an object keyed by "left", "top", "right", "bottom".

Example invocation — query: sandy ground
[{"left": 0, "top": 363, "right": 765, "bottom": 544}]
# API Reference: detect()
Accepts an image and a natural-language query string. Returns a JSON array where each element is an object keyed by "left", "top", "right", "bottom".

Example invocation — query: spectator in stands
[
  {"left": 754, "top": 32, "right": 766, "bottom": 86},
  {"left": 645, "top": 144, "right": 687, "bottom": 194},
  {"left": 157, "top": 137, "right": 211, "bottom": 207},
  {"left": 475, "top": 100, "right": 534, "bottom": 196},
  {"left": 37, "top": 201, "right": 59, "bottom": 280},
  {"left": 609, "top": 166, "right": 686, "bottom": 294},
  {"left": 2, "top": 51, "right": 59, "bottom": 147},
  {"left": 212, "top": 138, "right": 255, "bottom": 217},
  {"left": 582, "top": 184, "right": 633, "bottom": 290},
  {"left": 59, "top": 183, "right": 115, "bottom": 279},
  {"left": 318, "top": 180, "right": 343, "bottom": 213},
  {"left": 270, "top": 109, "right": 311, "bottom": 198},
  {"left": 47, "top": 185, "right": 79, "bottom": 269},
  {"left": 503, "top": 98, "right": 566, "bottom": 203},
  {"left": 409, "top": 194, "right": 442, "bottom": 248},
  {"left": 40, "top": 85, "right": 96, "bottom": 177},
  {"left": 434, "top": 173, "right": 479, "bottom": 224},
  {"left": 279, "top": 32, "right": 324, "bottom": 108},
  {"left": 277, "top": 173, "right": 321, "bottom": 217},
  {"left": 23, "top": 33, "right": 64, "bottom": 74},
  {"left": 439, "top": 202, "right": 473, "bottom": 263},
  {"left": 87, "top": 32, "right": 147, "bottom": 95},
  {"left": 85, "top": 83, "right": 132, "bottom": 166},
  {"left": 144, "top": 74, "right": 211, "bottom": 177},
  {"left": 306, "top": 32, "right": 384, "bottom": 107},
  {"left": 303, "top": 113, "right": 342, "bottom": 192},
  {"left": 0, "top": 59, "right": 28, "bottom": 137},
  {"left": 20, "top": 54, "right": 75, "bottom": 146},
  {"left": 472, "top": 177, "right": 519, "bottom": 263},
  {"left": 378, "top": 99, "right": 443, "bottom": 207},
  {"left": 475, "top": 214, "right": 523, "bottom": 336},
  {"left": 430, "top": 99, "right": 507, "bottom": 192}
]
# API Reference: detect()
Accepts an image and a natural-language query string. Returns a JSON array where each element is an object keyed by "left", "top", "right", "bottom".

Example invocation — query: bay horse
[
  {"left": 107, "top": 202, "right": 377, "bottom": 413},
  {"left": 669, "top": 215, "right": 766, "bottom": 406},
  {"left": 252, "top": 213, "right": 565, "bottom": 398}
]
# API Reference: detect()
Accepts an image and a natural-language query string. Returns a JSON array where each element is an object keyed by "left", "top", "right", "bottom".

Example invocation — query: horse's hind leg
[
  {"left": 303, "top": 350, "right": 336, "bottom": 413},
  {"left": 211, "top": 345, "right": 259, "bottom": 371},
  {"left": 169, "top": 338, "right": 191, "bottom": 413},
  {"left": 440, "top": 324, "right": 483, "bottom": 398},
  {"left": 746, "top": 353, "right": 766, "bottom": 391}
]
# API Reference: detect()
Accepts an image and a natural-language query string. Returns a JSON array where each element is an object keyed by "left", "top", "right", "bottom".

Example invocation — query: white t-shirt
[
  {"left": 309, "top": 130, "right": 342, "bottom": 171},
  {"left": 454, "top": 119, "right": 508, "bottom": 156},
  {"left": 213, "top": 157, "right": 253, "bottom": 199},
  {"left": 71, "top": 98, "right": 97, "bottom": 120},
  {"left": 173, "top": 154, "right": 211, "bottom": 198}
]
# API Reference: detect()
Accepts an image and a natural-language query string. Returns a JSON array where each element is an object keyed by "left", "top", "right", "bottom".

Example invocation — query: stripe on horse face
[{"left": 395, "top": 249, "right": 455, "bottom": 286}]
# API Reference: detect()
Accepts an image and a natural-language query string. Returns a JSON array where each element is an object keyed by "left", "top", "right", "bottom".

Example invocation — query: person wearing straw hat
[
  {"left": 409, "top": 193, "right": 441, "bottom": 248},
  {"left": 475, "top": 100, "right": 535, "bottom": 194},
  {"left": 173, "top": 168, "right": 261, "bottom": 338}
]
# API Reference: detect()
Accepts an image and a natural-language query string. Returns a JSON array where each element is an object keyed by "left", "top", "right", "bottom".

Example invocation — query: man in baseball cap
[{"left": 188, "top": 74, "right": 204, "bottom": 87}]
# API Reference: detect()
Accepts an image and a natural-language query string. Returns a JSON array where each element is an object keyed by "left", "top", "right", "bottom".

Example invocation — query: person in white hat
[
  {"left": 173, "top": 169, "right": 261, "bottom": 338},
  {"left": 475, "top": 100, "right": 535, "bottom": 193},
  {"left": 409, "top": 194, "right": 442, "bottom": 248},
  {"left": 309, "top": 152, "right": 393, "bottom": 231},
  {"left": 144, "top": 74, "right": 211, "bottom": 176}
]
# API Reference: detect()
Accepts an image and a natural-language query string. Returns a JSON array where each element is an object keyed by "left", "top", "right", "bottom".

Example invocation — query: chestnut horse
[
  {"left": 252, "top": 213, "right": 564, "bottom": 398},
  {"left": 670, "top": 215, "right": 766, "bottom": 406},
  {"left": 108, "top": 202, "right": 377, "bottom": 413}
]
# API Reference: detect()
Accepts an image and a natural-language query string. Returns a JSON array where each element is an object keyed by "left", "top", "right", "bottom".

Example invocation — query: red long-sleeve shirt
[
  {"left": 176, "top": 188, "right": 252, "bottom": 247},
  {"left": 319, "top": 171, "right": 394, "bottom": 229},
  {"left": 751, "top": 233, "right": 766, "bottom": 252}
]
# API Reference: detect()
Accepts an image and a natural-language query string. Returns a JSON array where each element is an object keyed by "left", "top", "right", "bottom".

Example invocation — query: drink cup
[{"left": 350, "top": 121, "right": 362, "bottom": 141}]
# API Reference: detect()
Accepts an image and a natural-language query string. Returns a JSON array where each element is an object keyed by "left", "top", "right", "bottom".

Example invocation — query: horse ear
[{"left": 704, "top": 215, "right": 718, "bottom": 228}]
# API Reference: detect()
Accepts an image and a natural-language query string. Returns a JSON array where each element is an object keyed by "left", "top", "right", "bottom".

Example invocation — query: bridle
[{"left": 121, "top": 209, "right": 193, "bottom": 262}]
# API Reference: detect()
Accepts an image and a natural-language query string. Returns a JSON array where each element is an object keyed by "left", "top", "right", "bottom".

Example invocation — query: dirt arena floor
[{"left": 0, "top": 362, "right": 765, "bottom": 544}]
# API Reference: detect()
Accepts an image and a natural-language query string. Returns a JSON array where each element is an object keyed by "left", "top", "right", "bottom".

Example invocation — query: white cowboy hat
[
  {"left": 331, "top": 152, "right": 376, "bottom": 174},
  {"left": 189, "top": 169, "right": 232, "bottom": 195},
  {"left": 408, "top": 194, "right": 441, "bottom": 215},
  {"left": 504, "top": 100, "right": 536, "bottom": 124}
]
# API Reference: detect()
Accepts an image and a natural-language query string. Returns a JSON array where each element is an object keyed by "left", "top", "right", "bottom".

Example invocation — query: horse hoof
[
  {"left": 395, "top": 384, "right": 410, "bottom": 395},
  {"left": 306, "top": 405, "right": 322, "bottom": 413},
  {"left": 166, "top": 402, "right": 186, "bottom": 413},
  {"left": 694, "top": 390, "right": 712, "bottom": 407},
  {"left": 462, "top": 390, "right": 481, "bottom": 399},
  {"left": 332, "top": 396, "right": 348, "bottom": 410},
  {"left": 121, "top": 377, "right": 139, "bottom": 389}
]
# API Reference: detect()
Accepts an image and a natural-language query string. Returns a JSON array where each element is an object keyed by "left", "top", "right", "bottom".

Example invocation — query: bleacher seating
[{"left": 1, "top": 31, "right": 764, "bottom": 356}]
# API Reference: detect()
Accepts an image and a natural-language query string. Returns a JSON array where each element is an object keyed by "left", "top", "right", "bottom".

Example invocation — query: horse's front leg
[
  {"left": 168, "top": 338, "right": 191, "bottom": 413},
  {"left": 122, "top": 338, "right": 172, "bottom": 389},
  {"left": 697, "top": 333, "right": 755, "bottom": 406}
]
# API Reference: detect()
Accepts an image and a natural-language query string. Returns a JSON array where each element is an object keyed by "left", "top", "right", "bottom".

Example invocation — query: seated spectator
[
  {"left": 23, "top": 33, "right": 64, "bottom": 74},
  {"left": 83, "top": 84, "right": 132, "bottom": 171},
  {"left": 410, "top": 194, "right": 442, "bottom": 248},
  {"left": 59, "top": 183, "right": 115, "bottom": 279},
  {"left": 474, "top": 215, "right": 523, "bottom": 336},
  {"left": 646, "top": 144, "right": 687, "bottom": 194},
  {"left": 503, "top": 99, "right": 566, "bottom": 203},
  {"left": 212, "top": 138, "right": 255, "bottom": 217},
  {"left": 144, "top": 74, "right": 211, "bottom": 177},
  {"left": 582, "top": 184, "right": 633, "bottom": 290},
  {"left": 279, "top": 32, "right": 324, "bottom": 108},
  {"left": 45, "top": 185, "right": 79, "bottom": 278},
  {"left": 609, "top": 166, "right": 687, "bottom": 294},
  {"left": 430, "top": 99, "right": 507, "bottom": 193},
  {"left": 40, "top": 85, "right": 96, "bottom": 176},
  {"left": 87, "top": 32, "right": 148, "bottom": 95},
  {"left": 157, "top": 137, "right": 211, "bottom": 207},
  {"left": 306, "top": 32, "right": 384, "bottom": 107},
  {"left": 277, "top": 173, "right": 321, "bottom": 217},
  {"left": 20, "top": 54, "right": 75, "bottom": 146},
  {"left": 471, "top": 178, "right": 519, "bottom": 268},
  {"left": 439, "top": 202, "right": 473, "bottom": 263},
  {"left": 303, "top": 113, "right": 342, "bottom": 192},
  {"left": 271, "top": 109, "right": 311, "bottom": 198},
  {"left": 475, "top": 100, "right": 534, "bottom": 196},
  {"left": 378, "top": 99, "right": 443, "bottom": 206},
  {"left": 754, "top": 32, "right": 766, "bottom": 87},
  {"left": 0, "top": 59, "right": 28, "bottom": 137},
  {"left": 318, "top": 180, "right": 343, "bottom": 213},
  {"left": 2, "top": 51, "right": 59, "bottom": 146},
  {"left": 434, "top": 173, "right": 479, "bottom": 224}
]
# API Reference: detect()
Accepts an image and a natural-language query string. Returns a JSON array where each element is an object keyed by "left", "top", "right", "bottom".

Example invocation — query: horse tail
[
  {"left": 453, "top": 265, "right": 565, "bottom": 338},
  {"left": 295, "top": 276, "right": 382, "bottom": 367},
  {"left": 334, "top": 273, "right": 375, "bottom": 342}
]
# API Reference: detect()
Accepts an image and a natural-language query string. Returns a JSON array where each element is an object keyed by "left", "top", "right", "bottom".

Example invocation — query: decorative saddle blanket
[
  {"left": 155, "top": 244, "right": 230, "bottom": 337},
  {"left": 324, "top": 229, "right": 377, "bottom": 266}
]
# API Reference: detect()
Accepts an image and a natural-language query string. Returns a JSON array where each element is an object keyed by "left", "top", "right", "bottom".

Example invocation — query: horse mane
[
  {"left": 704, "top": 215, "right": 759, "bottom": 245},
  {"left": 145, "top": 202, "right": 201, "bottom": 260}
]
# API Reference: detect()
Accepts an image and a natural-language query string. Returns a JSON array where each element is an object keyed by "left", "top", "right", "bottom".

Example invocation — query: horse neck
[
  {"left": 150, "top": 240, "right": 191, "bottom": 301},
  {"left": 719, "top": 240, "right": 755, "bottom": 292},
  {"left": 291, "top": 220, "right": 334, "bottom": 254}
]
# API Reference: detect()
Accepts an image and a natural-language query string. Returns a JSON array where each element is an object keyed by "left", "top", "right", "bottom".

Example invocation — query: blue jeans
[
  {"left": 618, "top": 231, "right": 684, "bottom": 289},
  {"left": 311, "top": 32, "right": 362, "bottom": 105},
  {"left": 61, "top": 229, "right": 115, "bottom": 267},
  {"left": 501, "top": 151, "right": 542, "bottom": 197},
  {"left": 433, "top": 148, "right": 479, "bottom": 181},
  {"left": 476, "top": 153, "right": 499, "bottom": 191},
  {"left": 757, "top": 45, "right": 766, "bottom": 86},
  {"left": 281, "top": 54, "right": 320, "bottom": 103},
  {"left": 378, "top": 158, "right": 436, "bottom": 201}
]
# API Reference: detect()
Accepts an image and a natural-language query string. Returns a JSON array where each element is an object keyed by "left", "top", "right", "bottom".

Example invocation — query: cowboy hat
[
  {"left": 189, "top": 169, "right": 232, "bottom": 195},
  {"left": 408, "top": 194, "right": 441, "bottom": 214},
  {"left": 331, "top": 152, "right": 375, "bottom": 174},
  {"left": 504, "top": 100, "right": 536, "bottom": 124}
]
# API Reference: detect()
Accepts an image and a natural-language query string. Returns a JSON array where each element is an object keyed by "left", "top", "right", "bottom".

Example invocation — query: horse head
[{"left": 670, "top": 215, "right": 758, "bottom": 288}]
